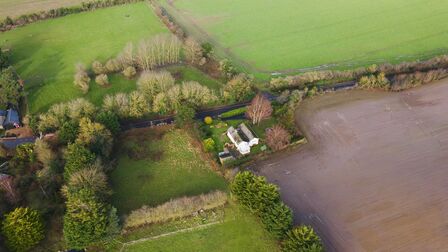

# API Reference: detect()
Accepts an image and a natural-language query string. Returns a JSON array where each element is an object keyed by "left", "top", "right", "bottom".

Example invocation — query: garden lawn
[
  {"left": 0, "top": 2, "right": 168, "bottom": 113},
  {"left": 110, "top": 127, "right": 227, "bottom": 214},
  {"left": 166, "top": 0, "right": 448, "bottom": 77},
  {"left": 123, "top": 203, "right": 279, "bottom": 252}
]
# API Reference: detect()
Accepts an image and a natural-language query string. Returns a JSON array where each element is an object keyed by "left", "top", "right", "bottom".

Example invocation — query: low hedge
[
  {"left": 123, "top": 190, "right": 228, "bottom": 231},
  {"left": 220, "top": 107, "right": 247, "bottom": 119}
]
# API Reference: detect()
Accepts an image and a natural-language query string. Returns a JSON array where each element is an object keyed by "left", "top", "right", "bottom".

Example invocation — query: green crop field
[
  {"left": 0, "top": 2, "right": 168, "bottom": 113},
  {"left": 110, "top": 128, "right": 227, "bottom": 214},
  {"left": 164, "top": 0, "right": 448, "bottom": 78}
]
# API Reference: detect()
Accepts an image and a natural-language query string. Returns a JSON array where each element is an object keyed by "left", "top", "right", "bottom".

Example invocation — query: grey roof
[{"left": 4, "top": 109, "right": 19, "bottom": 126}]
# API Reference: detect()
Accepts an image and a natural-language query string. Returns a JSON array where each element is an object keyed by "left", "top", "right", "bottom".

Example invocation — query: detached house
[{"left": 227, "top": 123, "right": 259, "bottom": 155}]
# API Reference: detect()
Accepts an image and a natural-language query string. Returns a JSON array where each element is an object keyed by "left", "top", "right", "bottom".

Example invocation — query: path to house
[{"left": 252, "top": 80, "right": 448, "bottom": 251}]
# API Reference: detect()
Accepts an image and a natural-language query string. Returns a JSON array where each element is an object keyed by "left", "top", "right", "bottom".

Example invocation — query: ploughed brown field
[{"left": 255, "top": 80, "right": 448, "bottom": 251}]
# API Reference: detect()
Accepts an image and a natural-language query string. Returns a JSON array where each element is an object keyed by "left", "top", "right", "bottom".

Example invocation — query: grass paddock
[
  {"left": 0, "top": 2, "right": 168, "bottom": 113},
  {"left": 110, "top": 127, "right": 227, "bottom": 215}
]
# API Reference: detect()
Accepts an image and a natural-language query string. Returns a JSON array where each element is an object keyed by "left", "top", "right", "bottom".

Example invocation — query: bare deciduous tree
[
  {"left": 266, "top": 125, "right": 291, "bottom": 151},
  {"left": 73, "top": 63, "right": 90, "bottom": 94},
  {"left": 246, "top": 94, "right": 273, "bottom": 125},
  {"left": 0, "top": 175, "right": 19, "bottom": 204}
]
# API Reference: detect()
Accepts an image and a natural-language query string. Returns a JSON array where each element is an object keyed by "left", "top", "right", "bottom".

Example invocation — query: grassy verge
[
  {"left": 0, "top": 2, "right": 168, "bottom": 113},
  {"left": 110, "top": 127, "right": 227, "bottom": 215}
]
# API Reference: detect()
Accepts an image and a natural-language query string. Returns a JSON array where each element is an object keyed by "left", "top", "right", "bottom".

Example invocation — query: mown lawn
[
  {"left": 110, "top": 127, "right": 227, "bottom": 214},
  {"left": 0, "top": 2, "right": 168, "bottom": 113},
  {"left": 123, "top": 203, "right": 280, "bottom": 252},
  {"left": 167, "top": 0, "right": 448, "bottom": 77}
]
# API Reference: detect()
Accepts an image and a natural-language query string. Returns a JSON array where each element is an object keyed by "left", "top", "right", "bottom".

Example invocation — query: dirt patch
[
  {"left": 255, "top": 80, "right": 448, "bottom": 251},
  {"left": 5, "top": 126, "right": 34, "bottom": 138}
]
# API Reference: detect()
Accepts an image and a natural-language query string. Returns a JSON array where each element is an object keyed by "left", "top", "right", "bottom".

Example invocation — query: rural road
[{"left": 254, "top": 80, "right": 448, "bottom": 251}]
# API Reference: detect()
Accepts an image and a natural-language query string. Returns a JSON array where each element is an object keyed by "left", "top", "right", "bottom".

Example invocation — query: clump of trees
[
  {"left": 95, "top": 74, "right": 109, "bottom": 86},
  {"left": 73, "top": 63, "right": 90, "bottom": 94},
  {"left": 246, "top": 94, "right": 272, "bottom": 125},
  {"left": 223, "top": 73, "right": 255, "bottom": 102},
  {"left": 1, "top": 207, "right": 45, "bottom": 252},
  {"left": 219, "top": 59, "right": 237, "bottom": 80},
  {"left": 0, "top": 67, "right": 23, "bottom": 110},
  {"left": 122, "top": 66, "right": 137, "bottom": 79},
  {"left": 175, "top": 106, "right": 195, "bottom": 128},
  {"left": 38, "top": 98, "right": 96, "bottom": 133},
  {"left": 231, "top": 171, "right": 293, "bottom": 238},
  {"left": 117, "top": 35, "right": 181, "bottom": 71},
  {"left": 358, "top": 72, "right": 390, "bottom": 90},
  {"left": 136, "top": 71, "right": 218, "bottom": 114},
  {"left": 137, "top": 70, "right": 175, "bottom": 102},
  {"left": 184, "top": 37, "right": 207, "bottom": 66},
  {"left": 282, "top": 225, "right": 323, "bottom": 252},
  {"left": 92, "top": 60, "right": 106, "bottom": 75},
  {"left": 102, "top": 91, "right": 150, "bottom": 119}
]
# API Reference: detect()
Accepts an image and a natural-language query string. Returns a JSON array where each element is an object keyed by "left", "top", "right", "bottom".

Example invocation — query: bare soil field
[
  {"left": 255, "top": 80, "right": 448, "bottom": 251},
  {"left": 0, "top": 0, "right": 85, "bottom": 18}
]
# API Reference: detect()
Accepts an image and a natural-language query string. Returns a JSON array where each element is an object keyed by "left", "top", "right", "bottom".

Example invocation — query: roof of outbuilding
[{"left": 4, "top": 109, "right": 19, "bottom": 125}]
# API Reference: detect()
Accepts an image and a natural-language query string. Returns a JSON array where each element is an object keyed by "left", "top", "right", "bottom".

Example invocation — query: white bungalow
[{"left": 227, "top": 123, "right": 259, "bottom": 155}]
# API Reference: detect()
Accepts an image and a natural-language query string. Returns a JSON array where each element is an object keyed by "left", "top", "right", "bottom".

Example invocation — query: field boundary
[{"left": 119, "top": 221, "right": 222, "bottom": 251}]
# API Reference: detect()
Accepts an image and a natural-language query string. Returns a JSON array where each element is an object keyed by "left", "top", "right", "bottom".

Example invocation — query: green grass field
[
  {"left": 0, "top": 2, "right": 168, "bottom": 113},
  {"left": 110, "top": 127, "right": 227, "bottom": 214},
  {"left": 166, "top": 0, "right": 448, "bottom": 77},
  {"left": 123, "top": 203, "right": 279, "bottom": 252}
]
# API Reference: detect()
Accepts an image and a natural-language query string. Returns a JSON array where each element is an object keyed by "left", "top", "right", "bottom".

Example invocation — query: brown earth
[{"left": 254, "top": 80, "right": 448, "bottom": 251}]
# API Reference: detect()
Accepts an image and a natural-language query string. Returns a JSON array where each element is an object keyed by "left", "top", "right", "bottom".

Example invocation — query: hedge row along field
[
  {"left": 0, "top": 2, "right": 168, "bottom": 113},
  {"left": 167, "top": 0, "right": 448, "bottom": 78}
]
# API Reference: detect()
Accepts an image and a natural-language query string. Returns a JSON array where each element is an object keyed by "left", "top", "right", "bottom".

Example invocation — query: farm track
[{"left": 254, "top": 80, "right": 448, "bottom": 251}]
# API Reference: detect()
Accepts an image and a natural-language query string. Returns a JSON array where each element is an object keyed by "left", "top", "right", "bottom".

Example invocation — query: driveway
[{"left": 254, "top": 80, "right": 448, "bottom": 251}]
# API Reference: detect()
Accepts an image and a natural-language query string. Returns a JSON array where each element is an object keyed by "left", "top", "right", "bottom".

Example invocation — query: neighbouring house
[
  {"left": 0, "top": 109, "right": 20, "bottom": 129},
  {"left": 227, "top": 123, "right": 259, "bottom": 155}
]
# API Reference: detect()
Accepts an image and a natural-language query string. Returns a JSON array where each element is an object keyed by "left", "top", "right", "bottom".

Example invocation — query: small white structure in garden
[{"left": 227, "top": 123, "right": 259, "bottom": 155}]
